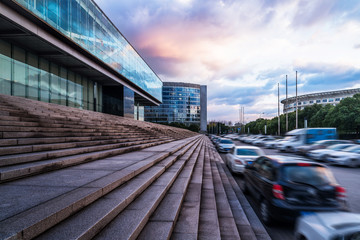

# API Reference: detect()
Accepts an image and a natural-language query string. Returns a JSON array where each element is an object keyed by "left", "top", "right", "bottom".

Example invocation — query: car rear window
[
  {"left": 282, "top": 165, "right": 336, "bottom": 186},
  {"left": 220, "top": 140, "right": 233, "bottom": 144},
  {"left": 236, "top": 149, "right": 259, "bottom": 156}
]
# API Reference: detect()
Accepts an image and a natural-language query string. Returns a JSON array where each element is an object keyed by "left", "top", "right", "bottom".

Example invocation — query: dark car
[{"left": 241, "top": 155, "right": 348, "bottom": 225}]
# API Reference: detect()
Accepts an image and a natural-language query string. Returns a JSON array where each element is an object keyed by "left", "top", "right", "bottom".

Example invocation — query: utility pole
[
  {"left": 278, "top": 82, "right": 280, "bottom": 135},
  {"left": 296, "top": 71, "right": 298, "bottom": 129},
  {"left": 286, "top": 75, "right": 288, "bottom": 132}
]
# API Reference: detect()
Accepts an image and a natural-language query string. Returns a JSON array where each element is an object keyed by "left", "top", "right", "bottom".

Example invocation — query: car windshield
[
  {"left": 343, "top": 145, "right": 360, "bottom": 152},
  {"left": 328, "top": 144, "right": 352, "bottom": 150},
  {"left": 220, "top": 139, "right": 233, "bottom": 144},
  {"left": 236, "top": 149, "right": 260, "bottom": 156},
  {"left": 283, "top": 165, "right": 337, "bottom": 186}
]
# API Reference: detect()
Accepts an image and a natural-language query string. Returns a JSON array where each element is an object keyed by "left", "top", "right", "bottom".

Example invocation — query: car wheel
[
  {"left": 321, "top": 155, "right": 328, "bottom": 162},
  {"left": 227, "top": 160, "right": 233, "bottom": 173},
  {"left": 260, "top": 199, "right": 273, "bottom": 225},
  {"left": 349, "top": 159, "right": 358, "bottom": 168},
  {"left": 240, "top": 178, "right": 249, "bottom": 194}
]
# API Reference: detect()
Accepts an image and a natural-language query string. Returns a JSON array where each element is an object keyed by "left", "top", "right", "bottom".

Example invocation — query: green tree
[{"left": 325, "top": 94, "right": 360, "bottom": 132}]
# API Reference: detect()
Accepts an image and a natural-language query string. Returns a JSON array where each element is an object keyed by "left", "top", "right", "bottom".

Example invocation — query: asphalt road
[{"left": 219, "top": 140, "right": 360, "bottom": 240}]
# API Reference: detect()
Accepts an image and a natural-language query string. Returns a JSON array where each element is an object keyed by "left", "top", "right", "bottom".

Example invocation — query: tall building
[
  {"left": 0, "top": 0, "right": 162, "bottom": 120},
  {"left": 145, "top": 82, "right": 207, "bottom": 132},
  {"left": 281, "top": 88, "right": 360, "bottom": 113}
]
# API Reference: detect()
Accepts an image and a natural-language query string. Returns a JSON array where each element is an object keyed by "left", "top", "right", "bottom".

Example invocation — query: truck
[{"left": 277, "top": 128, "right": 337, "bottom": 152}]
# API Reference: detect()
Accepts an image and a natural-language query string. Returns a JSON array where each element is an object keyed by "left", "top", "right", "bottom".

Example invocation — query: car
[
  {"left": 241, "top": 155, "right": 348, "bottom": 225},
  {"left": 327, "top": 145, "right": 360, "bottom": 167},
  {"left": 253, "top": 136, "right": 275, "bottom": 146},
  {"left": 226, "top": 146, "right": 265, "bottom": 174},
  {"left": 216, "top": 138, "right": 235, "bottom": 153},
  {"left": 308, "top": 144, "right": 356, "bottom": 162},
  {"left": 295, "top": 211, "right": 360, "bottom": 240},
  {"left": 264, "top": 139, "right": 285, "bottom": 149},
  {"left": 296, "top": 140, "right": 352, "bottom": 155}
]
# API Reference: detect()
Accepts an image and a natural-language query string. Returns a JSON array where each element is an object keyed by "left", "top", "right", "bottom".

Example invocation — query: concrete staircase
[{"left": 0, "top": 94, "right": 270, "bottom": 239}]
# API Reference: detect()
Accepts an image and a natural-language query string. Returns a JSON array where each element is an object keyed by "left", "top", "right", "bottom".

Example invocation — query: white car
[
  {"left": 225, "top": 146, "right": 264, "bottom": 173},
  {"left": 295, "top": 211, "right": 360, "bottom": 240},
  {"left": 327, "top": 145, "right": 360, "bottom": 167},
  {"left": 216, "top": 138, "right": 235, "bottom": 153},
  {"left": 264, "top": 139, "right": 285, "bottom": 149},
  {"left": 308, "top": 144, "right": 355, "bottom": 161}
]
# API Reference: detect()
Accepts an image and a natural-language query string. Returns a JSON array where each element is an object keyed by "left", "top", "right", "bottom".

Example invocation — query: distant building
[
  {"left": 145, "top": 82, "right": 207, "bottom": 132},
  {"left": 0, "top": 0, "right": 162, "bottom": 120},
  {"left": 281, "top": 88, "right": 360, "bottom": 113}
]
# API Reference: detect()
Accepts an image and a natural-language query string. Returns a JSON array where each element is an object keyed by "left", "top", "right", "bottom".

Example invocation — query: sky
[{"left": 95, "top": 0, "right": 360, "bottom": 123}]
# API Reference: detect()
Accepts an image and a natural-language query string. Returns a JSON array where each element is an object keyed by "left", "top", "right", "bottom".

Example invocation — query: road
[{"left": 219, "top": 140, "right": 360, "bottom": 240}]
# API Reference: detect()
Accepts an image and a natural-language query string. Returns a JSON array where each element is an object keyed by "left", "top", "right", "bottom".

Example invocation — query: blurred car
[
  {"left": 308, "top": 144, "right": 355, "bottom": 162},
  {"left": 253, "top": 136, "right": 275, "bottom": 146},
  {"left": 296, "top": 140, "right": 352, "bottom": 155},
  {"left": 327, "top": 145, "right": 360, "bottom": 167},
  {"left": 216, "top": 138, "right": 235, "bottom": 153},
  {"left": 241, "top": 155, "right": 348, "bottom": 225},
  {"left": 295, "top": 211, "right": 360, "bottom": 240},
  {"left": 264, "top": 139, "right": 285, "bottom": 149},
  {"left": 226, "top": 146, "right": 265, "bottom": 174}
]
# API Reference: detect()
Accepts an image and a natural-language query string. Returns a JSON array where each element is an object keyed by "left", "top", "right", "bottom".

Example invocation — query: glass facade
[
  {"left": 0, "top": 39, "right": 102, "bottom": 111},
  {"left": 14, "top": 0, "right": 162, "bottom": 102},
  {"left": 145, "top": 83, "right": 201, "bottom": 126}
]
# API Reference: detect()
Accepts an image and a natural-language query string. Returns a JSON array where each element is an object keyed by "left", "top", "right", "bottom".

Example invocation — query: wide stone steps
[
  {"left": 208, "top": 141, "right": 271, "bottom": 240},
  {"left": 0, "top": 134, "right": 165, "bottom": 157},
  {"left": 137, "top": 139, "right": 205, "bottom": 240},
  {"left": 0, "top": 136, "right": 201, "bottom": 240},
  {"left": 0, "top": 137, "right": 177, "bottom": 182}
]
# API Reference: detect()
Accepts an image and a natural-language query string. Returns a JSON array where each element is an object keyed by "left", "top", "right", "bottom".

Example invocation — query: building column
[{"left": 200, "top": 85, "right": 207, "bottom": 133}]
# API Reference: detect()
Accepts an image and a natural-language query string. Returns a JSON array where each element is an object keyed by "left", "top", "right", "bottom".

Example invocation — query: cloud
[{"left": 94, "top": 0, "right": 360, "bottom": 123}]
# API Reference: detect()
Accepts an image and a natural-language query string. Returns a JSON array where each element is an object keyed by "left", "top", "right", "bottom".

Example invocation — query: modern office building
[
  {"left": 281, "top": 88, "right": 360, "bottom": 113},
  {"left": 145, "top": 82, "right": 207, "bottom": 132},
  {"left": 0, "top": 0, "right": 162, "bottom": 120}
]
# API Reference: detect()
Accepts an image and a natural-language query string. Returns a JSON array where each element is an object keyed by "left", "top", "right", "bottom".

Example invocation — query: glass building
[
  {"left": 0, "top": 0, "right": 162, "bottom": 119},
  {"left": 145, "top": 82, "right": 207, "bottom": 131}
]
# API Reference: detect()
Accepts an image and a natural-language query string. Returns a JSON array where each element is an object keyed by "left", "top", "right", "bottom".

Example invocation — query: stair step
[
  {"left": 198, "top": 142, "right": 221, "bottom": 240},
  {"left": 171, "top": 138, "right": 205, "bottom": 239},
  {"left": 0, "top": 136, "right": 164, "bottom": 159},
  {"left": 0, "top": 136, "right": 200, "bottom": 240},
  {"left": 212, "top": 145, "right": 271, "bottom": 240},
  {"left": 0, "top": 138, "right": 177, "bottom": 182},
  {"left": 137, "top": 139, "right": 205, "bottom": 240},
  {"left": 93, "top": 139, "right": 203, "bottom": 240},
  {"left": 209, "top": 145, "right": 241, "bottom": 240}
]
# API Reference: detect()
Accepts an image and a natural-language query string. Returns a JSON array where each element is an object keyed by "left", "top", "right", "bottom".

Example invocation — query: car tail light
[
  {"left": 335, "top": 186, "right": 346, "bottom": 201},
  {"left": 297, "top": 163, "right": 310, "bottom": 166},
  {"left": 234, "top": 160, "right": 243, "bottom": 165},
  {"left": 272, "top": 184, "right": 285, "bottom": 200}
]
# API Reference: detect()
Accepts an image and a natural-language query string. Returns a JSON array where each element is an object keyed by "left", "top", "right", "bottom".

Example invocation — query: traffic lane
[
  {"left": 228, "top": 140, "right": 360, "bottom": 240},
  {"left": 327, "top": 165, "right": 360, "bottom": 213},
  {"left": 232, "top": 141, "right": 360, "bottom": 213}
]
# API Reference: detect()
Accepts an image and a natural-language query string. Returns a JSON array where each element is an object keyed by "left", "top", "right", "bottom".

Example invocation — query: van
[{"left": 277, "top": 128, "right": 337, "bottom": 152}]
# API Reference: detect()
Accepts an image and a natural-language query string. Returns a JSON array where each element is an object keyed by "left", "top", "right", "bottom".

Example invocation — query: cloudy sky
[{"left": 95, "top": 0, "right": 360, "bottom": 123}]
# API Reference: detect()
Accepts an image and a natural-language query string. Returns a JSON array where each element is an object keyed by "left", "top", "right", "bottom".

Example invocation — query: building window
[
  {"left": 309, "top": 100, "right": 314, "bottom": 104},
  {"left": 329, "top": 99, "right": 334, "bottom": 102},
  {"left": 316, "top": 100, "right": 321, "bottom": 103},
  {"left": 303, "top": 101, "right": 307, "bottom": 104},
  {"left": 322, "top": 99, "right": 327, "bottom": 102},
  {"left": 335, "top": 98, "right": 340, "bottom": 101}
]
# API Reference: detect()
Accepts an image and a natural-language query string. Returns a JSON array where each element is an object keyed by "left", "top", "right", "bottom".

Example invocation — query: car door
[
  {"left": 247, "top": 157, "right": 266, "bottom": 200},
  {"left": 257, "top": 159, "right": 276, "bottom": 201}
]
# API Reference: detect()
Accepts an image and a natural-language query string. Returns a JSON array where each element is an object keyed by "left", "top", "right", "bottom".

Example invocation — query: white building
[{"left": 281, "top": 88, "right": 360, "bottom": 113}]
